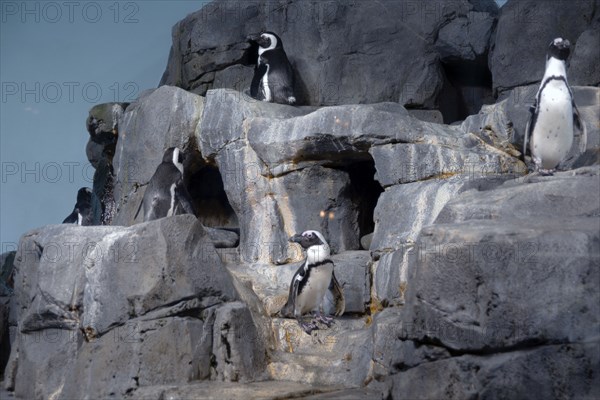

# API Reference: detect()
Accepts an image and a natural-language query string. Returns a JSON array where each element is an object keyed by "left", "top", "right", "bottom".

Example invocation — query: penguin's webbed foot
[
  {"left": 314, "top": 314, "right": 335, "bottom": 327},
  {"left": 298, "top": 319, "right": 319, "bottom": 334},
  {"left": 538, "top": 168, "right": 555, "bottom": 176}
]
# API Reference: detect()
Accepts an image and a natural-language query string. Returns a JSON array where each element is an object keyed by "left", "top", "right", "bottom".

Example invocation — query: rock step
[
  {"left": 268, "top": 318, "right": 373, "bottom": 387},
  {"left": 0, "top": 379, "right": 388, "bottom": 400},
  {"left": 128, "top": 380, "right": 379, "bottom": 400}
]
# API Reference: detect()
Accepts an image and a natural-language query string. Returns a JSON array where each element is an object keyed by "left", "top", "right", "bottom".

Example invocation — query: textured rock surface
[
  {"left": 85, "top": 102, "right": 129, "bottom": 226},
  {"left": 161, "top": 0, "right": 499, "bottom": 111},
  {"left": 268, "top": 318, "right": 373, "bottom": 387},
  {"left": 0, "top": 251, "right": 15, "bottom": 383},
  {"left": 435, "top": 11, "right": 496, "bottom": 62},
  {"left": 86, "top": 102, "right": 128, "bottom": 146},
  {"left": 370, "top": 142, "right": 522, "bottom": 187},
  {"left": 126, "top": 380, "right": 367, "bottom": 400},
  {"left": 4, "top": 216, "right": 269, "bottom": 399},
  {"left": 570, "top": 28, "right": 600, "bottom": 86},
  {"left": 113, "top": 86, "right": 204, "bottom": 226},
  {"left": 211, "top": 302, "right": 268, "bottom": 382},
  {"left": 200, "top": 89, "right": 525, "bottom": 264},
  {"left": 370, "top": 175, "right": 515, "bottom": 253},
  {"left": 390, "top": 342, "right": 600, "bottom": 400},
  {"left": 205, "top": 227, "right": 239, "bottom": 248},
  {"left": 369, "top": 166, "right": 600, "bottom": 397},
  {"left": 5, "top": 1, "right": 600, "bottom": 398},
  {"left": 0, "top": 297, "right": 10, "bottom": 378},
  {"left": 0, "top": 251, "right": 15, "bottom": 296},
  {"left": 490, "top": 0, "right": 600, "bottom": 95}
]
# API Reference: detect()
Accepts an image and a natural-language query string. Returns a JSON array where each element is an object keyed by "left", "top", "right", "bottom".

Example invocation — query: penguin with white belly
[
  {"left": 248, "top": 31, "right": 297, "bottom": 105},
  {"left": 279, "top": 230, "right": 345, "bottom": 334},
  {"left": 524, "top": 37, "right": 587, "bottom": 174}
]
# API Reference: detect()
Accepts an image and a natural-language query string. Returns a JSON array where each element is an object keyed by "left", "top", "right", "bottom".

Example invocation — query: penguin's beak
[
  {"left": 248, "top": 33, "right": 270, "bottom": 48},
  {"left": 246, "top": 33, "right": 260, "bottom": 42},
  {"left": 289, "top": 233, "right": 304, "bottom": 243}
]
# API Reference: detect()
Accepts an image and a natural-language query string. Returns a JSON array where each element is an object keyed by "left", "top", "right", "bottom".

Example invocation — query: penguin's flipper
[
  {"left": 134, "top": 197, "right": 144, "bottom": 221},
  {"left": 561, "top": 100, "right": 588, "bottom": 168},
  {"left": 572, "top": 100, "right": 587, "bottom": 155},
  {"left": 175, "top": 182, "right": 196, "bottom": 216},
  {"left": 267, "top": 58, "right": 295, "bottom": 104},
  {"left": 523, "top": 99, "right": 538, "bottom": 160},
  {"left": 145, "top": 196, "right": 161, "bottom": 222},
  {"left": 279, "top": 264, "right": 305, "bottom": 318},
  {"left": 250, "top": 62, "right": 268, "bottom": 99},
  {"left": 62, "top": 210, "right": 78, "bottom": 224},
  {"left": 328, "top": 270, "right": 345, "bottom": 317}
]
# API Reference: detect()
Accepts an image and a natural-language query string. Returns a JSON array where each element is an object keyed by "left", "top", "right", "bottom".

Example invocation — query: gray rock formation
[
  {"left": 389, "top": 342, "right": 599, "bottom": 399},
  {"left": 86, "top": 102, "right": 127, "bottom": 146},
  {"left": 490, "top": 0, "right": 600, "bottom": 95},
  {"left": 0, "top": 251, "right": 15, "bottom": 386},
  {"left": 86, "top": 102, "right": 129, "bottom": 226},
  {"left": 160, "top": 0, "right": 499, "bottom": 118},
  {"left": 4, "top": 0, "right": 600, "bottom": 398},
  {"left": 435, "top": 11, "right": 496, "bottom": 62},
  {"left": 3, "top": 216, "right": 269, "bottom": 399},
  {"left": 126, "top": 380, "right": 380, "bottom": 400},
  {"left": 113, "top": 86, "right": 205, "bottom": 226},
  {"left": 197, "top": 89, "right": 525, "bottom": 265},
  {"left": 369, "top": 167, "right": 600, "bottom": 398},
  {"left": 0, "top": 251, "right": 15, "bottom": 297},
  {"left": 570, "top": 28, "right": 600, "bottom": 86}
]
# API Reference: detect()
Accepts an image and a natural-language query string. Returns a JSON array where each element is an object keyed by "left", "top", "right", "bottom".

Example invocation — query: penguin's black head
[
  {"left": 162, "top": 147, "right": 184, "bottom": 165},
  {"left": 249, "top": 31, "right": 283, "bottom": 51},
  {"left": 290, "top": 230, "right": 325, "bottom": 249},
  {"left": 547, "top": 38, "right": 570, "bottom": 61},
  {"left": 76, "top": 187, "right": 92, "bottom": 203}
]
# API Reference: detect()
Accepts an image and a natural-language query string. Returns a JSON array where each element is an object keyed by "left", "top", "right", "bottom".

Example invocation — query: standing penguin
[
  {"left": 63, "top": 187, "right": 94, "bottom": 226},
  {"left": 135, "top": 147, "right": 195, "bottom": 222},
  {"left": 524, "top": 37, "right": 587, "bottom": 174},
  {"left": 249, "top": 31, "right": 296, "bottom": 105},
  {"left": 279, "top": 230, "right": 345, "bottom": 334}
]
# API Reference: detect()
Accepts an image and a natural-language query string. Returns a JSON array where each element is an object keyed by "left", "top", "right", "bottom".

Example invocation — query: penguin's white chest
[
  {"left": 166, "top": 183, "right": 177, "bottom": 217},
  {"left": 531, "top": 80, "right": 573, "bottom": 169},
  {"left": 295, "top": 263, "right": 333, "bottom": 316},
  {"left": 260, "top": 58, "right": 271, "bottom": 102}
]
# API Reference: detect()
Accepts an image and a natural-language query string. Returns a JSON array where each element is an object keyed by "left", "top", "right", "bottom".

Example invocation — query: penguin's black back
[
  {"left": 262, "top": 49, "right": 295, "bottom": 103},
  {"left": 142, "top": 162, "right": 195, "bottom": 222},
  {"left": 63, "top": 188, "right": 93, "bottom": 225},
  {"left": 143, "top": 162, "right": 180, "bottom": 220}
]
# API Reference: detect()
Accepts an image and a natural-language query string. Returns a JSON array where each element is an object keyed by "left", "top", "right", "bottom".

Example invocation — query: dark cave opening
[
  {"left": 438, "top": 57, "right": 494, "bottom": 124},
  {"left": 184, "top": 151, "right": 238, "bottom": 230},
  {"left": 339, "top": 157, "right": 384, "bottom": 246}
]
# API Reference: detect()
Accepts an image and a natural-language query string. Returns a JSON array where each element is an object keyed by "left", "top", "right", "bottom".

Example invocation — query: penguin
[
  {"left": 249, "top": 31, "right": 296, "bottom": 105},
  {"left": 279, "top": 230, "right": 345, "bottom": 334},
  {"left": 524, "top": 37, "right": 587, "bottom": 174},
  {"left": 63, "top": 187, "right": 94, "bottom": 226},
  {"left": 135, "top": 147, "right": 195, "bottom": 222}
]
